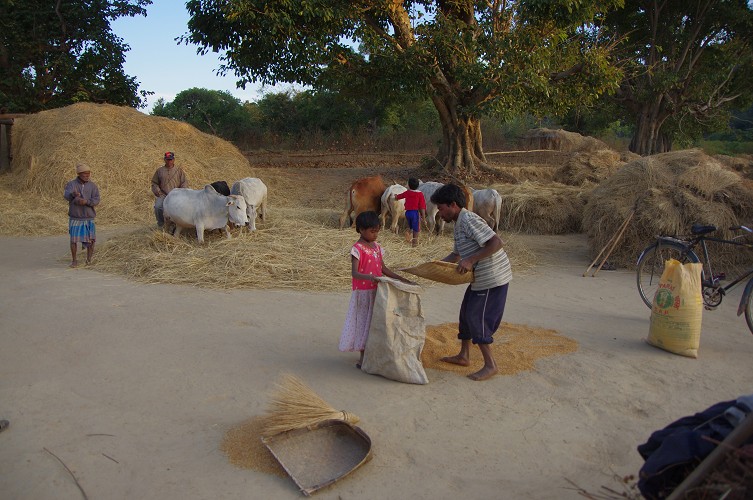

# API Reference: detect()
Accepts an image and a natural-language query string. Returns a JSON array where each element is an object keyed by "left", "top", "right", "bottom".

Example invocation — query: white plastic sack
[{"left": 361, "top": 277, "right": 428, "bottom": 384}]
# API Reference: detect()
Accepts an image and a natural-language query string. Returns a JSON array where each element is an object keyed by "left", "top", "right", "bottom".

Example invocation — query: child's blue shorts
[{"left": 405, "top": 210, "right": 420, "bottom": 232}]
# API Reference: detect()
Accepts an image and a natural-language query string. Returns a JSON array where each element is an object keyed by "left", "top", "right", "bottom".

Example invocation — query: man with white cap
[
  {"left": 151, "top": 151, "right": 188, "bottom": 228},
  {"left": 63, "top": 163, "right": 100, "bottom": 267}
]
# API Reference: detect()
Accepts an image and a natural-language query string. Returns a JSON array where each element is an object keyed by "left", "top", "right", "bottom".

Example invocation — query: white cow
[
  {"left": 163, "top": 185, "right": 249, "bottom": 243},
  {"left": 417, "top": 180, "right": 446, "bottom": 234},
  {"left": 472, "top": 188, "right": 502, "bottom": 231},
  {"left": 380, "top": 184, "right": 408, "bottom": 233},
  {"left": 230, "top": 177, "right": 268, "bottom": 231}
]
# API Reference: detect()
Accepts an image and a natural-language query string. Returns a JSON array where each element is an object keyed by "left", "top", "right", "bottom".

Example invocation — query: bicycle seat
[{"left": 691, "top": 224, "right": 716, "bottom": 235}]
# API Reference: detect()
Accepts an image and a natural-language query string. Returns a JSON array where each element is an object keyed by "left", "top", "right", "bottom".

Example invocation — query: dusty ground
[{"left": 1, "top": 153, "right": 752, "bottom": 499}]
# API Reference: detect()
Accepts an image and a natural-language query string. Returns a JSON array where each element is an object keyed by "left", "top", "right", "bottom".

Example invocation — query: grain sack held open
[
  {"left": 647, "top": 258, "right": 703, "bottom": 358},
  {"left": 361, "top": 277, "right": 428, "bottom": 385}
]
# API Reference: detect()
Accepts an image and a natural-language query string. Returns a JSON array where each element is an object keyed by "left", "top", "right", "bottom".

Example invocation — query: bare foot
[
  {"left": 69, "top": 261, "right": 78, "bottom": 268},
  {"left": 440, "top": 355, "right": 470, "bottom": 367},
  {"left": 468, "top": 366, "right": 498, "bottom": 381},
  {"left": 85, "top": 259, "right": 92, "bottom": 266}
]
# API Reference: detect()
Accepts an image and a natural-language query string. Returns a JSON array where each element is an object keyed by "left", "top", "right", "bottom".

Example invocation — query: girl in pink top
[{"left": 339, "top": 211, "right": 413, "bottom": 368}]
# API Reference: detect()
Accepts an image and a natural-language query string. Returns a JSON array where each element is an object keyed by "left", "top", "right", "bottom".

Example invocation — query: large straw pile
[
  {"left": 1, "top": 102, "right": 254, "bottom": 229},
  {"left": 583, "top": 149, "right": 753, "bottom": 268},
  {"left": 553, "top": 149, "right": 624, "bottom": 186},
  {"left": 492, "top": 181, "right": 588, "bottom": 234},
  {"left": 93, "top": 212, "right": 536, "bottom": 291},
  {"left": 521, "top": 128, "right": 609, "bottom": 153}
]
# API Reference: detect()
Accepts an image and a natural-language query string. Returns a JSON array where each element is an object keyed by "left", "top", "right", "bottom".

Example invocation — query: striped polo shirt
[{"left": 453, "top": 209, "right": 512, "bottom": 290}]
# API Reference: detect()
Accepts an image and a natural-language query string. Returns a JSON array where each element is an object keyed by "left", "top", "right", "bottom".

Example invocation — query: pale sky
[{"left": 111, "top": 1, "right": 293, "bottom": 112}]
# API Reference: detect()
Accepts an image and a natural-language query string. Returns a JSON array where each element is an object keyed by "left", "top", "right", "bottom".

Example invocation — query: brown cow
[{"left": 339, "top": 175, "right": 387, "bottom": 229}]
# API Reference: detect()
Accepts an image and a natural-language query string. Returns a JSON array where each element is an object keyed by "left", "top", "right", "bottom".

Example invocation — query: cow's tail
[
  {"left": 339, "top": 188, "right": 356, "bottom": 229},
  {"left": 493, "top": 193, "right": 502, "bottom": 232}
]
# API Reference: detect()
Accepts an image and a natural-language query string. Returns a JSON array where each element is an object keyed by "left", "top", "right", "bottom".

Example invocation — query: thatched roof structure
[{"left": 583, "top": 149, "right": 753, "bottom": 268}]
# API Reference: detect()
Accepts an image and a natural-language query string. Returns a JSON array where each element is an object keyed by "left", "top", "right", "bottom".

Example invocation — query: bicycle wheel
[{"left": 636, "top": 241, "right": 699, "bottom": 308}]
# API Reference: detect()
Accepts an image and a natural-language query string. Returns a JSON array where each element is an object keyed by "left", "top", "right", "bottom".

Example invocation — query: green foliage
[
  {"left": 698, "top": 139, "right": 753, "bottom": 156},
  {"left": 184, "top": 0, "right": 626, "bottom": 170},
  {"left": 602, "top": 0, "right": 753, "bottom": 155},
  {"left": 151, "top": 88, "right": 254, "bottom": 141},
  {"left": 0, "top": 0, "right": 152, "bottom": 112}
]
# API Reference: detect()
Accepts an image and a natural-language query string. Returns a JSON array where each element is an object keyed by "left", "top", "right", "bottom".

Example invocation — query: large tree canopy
[
  {"left": 152, "top": 88, "right": 254, "bottom": 141},
  {"left": 0, "top": 0, "right": 152, "bottom": 112},
  {"left": 604, "top": 0, "right": 753, "bottom": 156},
  {"left": 185, "top": 0, "right": 623, "bottom": 177}
]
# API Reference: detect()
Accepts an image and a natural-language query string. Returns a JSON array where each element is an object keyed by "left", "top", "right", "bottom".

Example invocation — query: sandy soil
[{"left": 2, "top": 227, "right": 752, "bottom": 500}]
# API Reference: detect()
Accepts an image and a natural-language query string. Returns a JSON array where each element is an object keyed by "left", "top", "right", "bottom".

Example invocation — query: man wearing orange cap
[
  {"left": 63, "top": 163, "right": 100, "bottom": 267},
  {"left": 151, "top": 151, "right": 188, "bottom": 228}
]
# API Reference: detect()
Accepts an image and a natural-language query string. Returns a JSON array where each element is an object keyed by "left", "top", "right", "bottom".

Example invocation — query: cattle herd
[
  {"left": 340, "top": 175, "right": 502, "bottom": 235},
  {"left": 162, "top": 175, "right": 501, "bottom": 243},
  {"left": 162, "top": 177, "right": 268, "bottom": 243}
]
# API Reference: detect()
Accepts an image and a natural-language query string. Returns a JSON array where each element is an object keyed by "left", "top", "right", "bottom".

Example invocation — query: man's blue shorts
[
  {"left": 405, "top": 210, "right": 420, "bottom": 232},
  {"left": 458, "top": 283, "right": 509, "bottom": 344}
]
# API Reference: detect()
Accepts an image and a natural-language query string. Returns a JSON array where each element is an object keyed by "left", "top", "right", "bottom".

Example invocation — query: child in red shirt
[{"left": 395, "top": 178, "right": 427, "bottom": 247}]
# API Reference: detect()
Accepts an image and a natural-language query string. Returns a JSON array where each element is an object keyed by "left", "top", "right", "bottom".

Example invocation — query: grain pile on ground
[
  {"left": 554, "top": 149, "right": 624, "bottom": 187},
  {"left": 93, "top": 212, "right": 536, "bottom": 291},
  {"left": 421, "top": 322, "right": 578, "bottom": 375},
  {"left": 0, "top": 102, "right": 253, "bottom": 234},
  {"left": 222, "top": 321, "right": 578, "bottom": 475},
  {"left": 521, "top": 128, "right": 610, "bottom": 153},
  {"left": 583, "top": 149, "right": 753, "bottom": 268},
  {"left": 492, "top": 181, "right": 587, "bottom": 234}
]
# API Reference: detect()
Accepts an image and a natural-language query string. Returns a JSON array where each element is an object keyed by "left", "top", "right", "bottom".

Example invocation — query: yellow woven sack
[{"left": 647, "top": 258, "right": 703, "bottom": 358}]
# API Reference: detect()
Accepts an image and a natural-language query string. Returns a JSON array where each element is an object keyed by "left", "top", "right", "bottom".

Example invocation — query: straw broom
[{"left": 258, "top": 374, "right": 360, "bottom": 438}]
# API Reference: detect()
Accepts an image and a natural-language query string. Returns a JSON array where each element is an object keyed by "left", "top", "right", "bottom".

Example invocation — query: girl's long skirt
[{"left": 338, "top": 289, "right": 376, "bottom": 352}]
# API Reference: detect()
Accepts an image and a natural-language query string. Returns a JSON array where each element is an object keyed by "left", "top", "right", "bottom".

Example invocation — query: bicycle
[{"left": 636, "top": 224, "right": 753, "bottom": 334}]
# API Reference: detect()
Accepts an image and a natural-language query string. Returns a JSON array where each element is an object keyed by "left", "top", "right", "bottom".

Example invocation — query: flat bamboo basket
[
  {"left": 261, "top": 420, "right": 373, "bottom": 496},
  {"left": 400, "top": 260, "right": 473, "bottom": 285}
]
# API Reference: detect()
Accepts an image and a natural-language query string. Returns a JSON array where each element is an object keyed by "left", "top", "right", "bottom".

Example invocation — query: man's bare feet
[
  {"left": 440, "top": 354, "right": 470, "bottom": 367},
  {"left": 468, "top": 366, "right": 498, "bottom": 381},
  {"left": 69, "top": 261, "right": 78, "bottom": 268}
]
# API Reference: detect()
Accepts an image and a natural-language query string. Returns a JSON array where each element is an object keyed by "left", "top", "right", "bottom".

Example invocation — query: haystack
[
  {"left": 492, "top": 181, "right": 588, "bottom": 234},
  {"left": 582, "top": 149, "right": 753, "bottom": 268},
  {"left": 714, "top": 154, "right": 753, "bottom": 182},
  {"left": 521, "top": 128, "right": 609, "bottom": 153},
  {"left": 0, "top": 102, "right": 254, "bottom": 232},
  {"left": 553, "top": 149, "right": 624, "bottom": 186}
]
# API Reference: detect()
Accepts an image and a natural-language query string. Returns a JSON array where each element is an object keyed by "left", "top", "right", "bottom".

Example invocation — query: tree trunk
[
  {"left": 629, "top": 101, "right": 672, "bottom": 155},
  {"left": 430, "top": 93, "right": 487, "bottom": 178}
]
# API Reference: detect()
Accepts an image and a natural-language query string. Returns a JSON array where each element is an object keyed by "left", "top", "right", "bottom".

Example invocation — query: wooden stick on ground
[{"left": 583, "top": 210, "right": 634, "bottom": 277}]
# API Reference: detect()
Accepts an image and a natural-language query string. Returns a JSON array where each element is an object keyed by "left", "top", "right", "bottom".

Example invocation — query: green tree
[
  {"left": 604, "top": 0, "right": 753, "bottom": 155},
  {"left": 151, "top": 88, "right": 254, "bottom": 141},
  {"left": 0, "top": 0, "right": 151, "bottom": 112},
  {"left": 184, "top": 0, "right": 623, "bottom": 177}
]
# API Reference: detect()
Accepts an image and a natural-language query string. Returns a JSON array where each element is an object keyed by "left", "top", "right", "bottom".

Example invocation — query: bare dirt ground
[{"left": 1, "top": 152, "right": 752, "bottom": 499}]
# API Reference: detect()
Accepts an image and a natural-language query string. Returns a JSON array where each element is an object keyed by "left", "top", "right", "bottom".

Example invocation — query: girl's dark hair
[
  {"left": 408, "top": 177, "right": 419, "bottom": 190},
  {"left": 430, "top": 183, "right": 466, "bottom": 208},
  {"left": 355, "top": 210, "right": 381, "bottom": 232}
]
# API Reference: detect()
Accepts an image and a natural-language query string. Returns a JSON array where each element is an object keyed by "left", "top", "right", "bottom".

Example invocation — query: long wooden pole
[
  {"left": 583, "top": 211, "right": 634, "bottom": 277},
  {"left": 592, "top": 211, "right": 635, "bottom": 277},
  {"left": 667, "top": 411, "right": 753, "bottom": 500}
]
